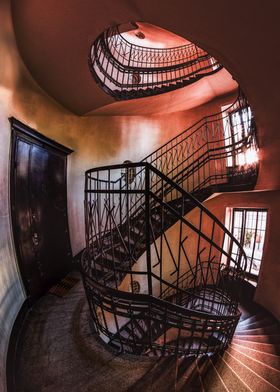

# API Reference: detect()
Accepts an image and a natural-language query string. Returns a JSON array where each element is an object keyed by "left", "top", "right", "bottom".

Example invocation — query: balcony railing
[{"left": 89, "top": 25, "right": 223, "bottom": 100}]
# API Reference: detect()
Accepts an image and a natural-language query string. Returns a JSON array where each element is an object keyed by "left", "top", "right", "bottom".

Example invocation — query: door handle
[{"left": 32, "top": 232, "right": 39, "bottom": 246}]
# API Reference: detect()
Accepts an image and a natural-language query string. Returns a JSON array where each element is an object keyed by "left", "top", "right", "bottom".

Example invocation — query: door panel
[{"left": 10, "top": 119, "right": 73, "bottom": 299}]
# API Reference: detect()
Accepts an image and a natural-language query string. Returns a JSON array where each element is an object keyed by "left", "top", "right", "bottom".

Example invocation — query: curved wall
[
  {"left": 10, "top": 1, "right": 280, "bottom": 190},
  {"left": 0, "top": 2, "right": 237, "bottom": 391},
  {"left": 1, "top": 1, "right": 280, "bottom": 391}
]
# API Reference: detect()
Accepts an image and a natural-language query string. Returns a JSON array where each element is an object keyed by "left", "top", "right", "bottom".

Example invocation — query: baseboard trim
[{"left": 6, "top": 299, "right": 30, "bottom": 392}]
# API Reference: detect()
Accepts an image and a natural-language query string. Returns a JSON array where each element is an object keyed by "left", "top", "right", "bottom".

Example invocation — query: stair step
[
  {"left": 238, "top": 308, "right": 266, "bottom": 326},
  {"left": 213, "top": 354, "right": 250, "bottom": 391},
  {"left": 232, "top": 338, "right": 280, "bottom": 355},
  {"left": 237, "top": 317, "right": 276, "bottom": 331},
  {"left": 226, "top": 346, "right": 280, "bottom": 389},
  {"left": 222, "top": 350, "right": 279, "bottom": 391},
  {"left": 233, "top": 334, "right": 280, "bottom": 344},
  {"left": 132, "top": 320, "right": 146, "bottom": 338},
  {"left": 230, "top": 342, "right": 280, "bottom": 370},
  {"left": 111, "top": 246, "right": 128, "bottom": 259},
  {"left": 121, "top": 327, "right": 133, "bottom": 339},
  {"left": 235, "top": 324, "right": 279, "bottom": 336},
  {"left": 202, "top": 358, "right": 229, "bottom": 391},
  {"left": 176, "top": 355, "right": 204, "bottom": 391},
  {"left": 123, "top": 231, "right": 144, "bottom": 244}
]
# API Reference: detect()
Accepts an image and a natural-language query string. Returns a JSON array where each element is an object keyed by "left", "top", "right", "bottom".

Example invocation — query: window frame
[{"left": 229, "top": 207, "right": 268, "bottom": 281}]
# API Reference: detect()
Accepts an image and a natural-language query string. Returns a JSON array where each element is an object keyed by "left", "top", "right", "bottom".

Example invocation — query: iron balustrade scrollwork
[
  {"left": 89, "top": 25, "right": 223, "bottom": 100},
  {"left": 81, "top": 162, "right": 248, "bottom": 357}
]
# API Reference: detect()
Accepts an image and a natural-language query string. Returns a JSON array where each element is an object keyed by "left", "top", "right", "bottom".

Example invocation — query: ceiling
[{"left": 11, "top": 0, "right": 280, "bottom": 118}]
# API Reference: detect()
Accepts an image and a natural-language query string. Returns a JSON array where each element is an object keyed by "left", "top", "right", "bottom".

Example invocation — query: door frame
[{"left": 9, "top": 117, "right": 74, "bottom": 298}]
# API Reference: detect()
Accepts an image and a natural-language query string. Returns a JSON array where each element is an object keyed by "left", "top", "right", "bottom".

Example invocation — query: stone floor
[{"left": 15, "top": 271, "right": 182, "bottom": 392}]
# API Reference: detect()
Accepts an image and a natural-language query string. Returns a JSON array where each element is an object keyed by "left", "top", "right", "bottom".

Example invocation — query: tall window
[
  {"left": 222, "top": 105, "right": 257, "bottom": 167},
  {"left": 230, "top": 208, "right": 268, "bottom": 277}
]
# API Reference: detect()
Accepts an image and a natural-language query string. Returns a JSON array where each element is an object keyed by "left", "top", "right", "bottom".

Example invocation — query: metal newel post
[{"left": 145, "top": 165, "right": 153, "bottom": 296}]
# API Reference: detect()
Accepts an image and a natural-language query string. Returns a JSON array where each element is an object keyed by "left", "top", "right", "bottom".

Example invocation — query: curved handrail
[
  {"left": 83, "top": 271, "right": 241, "bottom": 322},
  {"left": 82, "top": 269, "right": 240, "bottom": 356},
  {"left": 86, "top": 95, "right": 258, "bottom": 249},
  {"left": 81, "top": 93, "right": 258, "bottom": 357},
  {"left": 114, "top": 26, "right": 199, "bottom": 52},
  {"left": 81, "top": 161, "right": 247, "bottom": 356},
  {"left": 142, "top": 96, "right": 244, "bottom": 161},
  {"left": 105, "top": 26, "right": 210, "bottom": 68},
  {"left": 89, "top": 24, "right": 222, "bottom": 100},
  {"left": 84, "top": 161, "right": 248, "bottom": 271},
  {"left": 141, "top": 94, "right": 258, "bottom": 195}
]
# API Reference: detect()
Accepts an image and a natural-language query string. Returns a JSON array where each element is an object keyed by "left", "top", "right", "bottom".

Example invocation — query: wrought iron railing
[
  {"left": 142, "top": 94, "right": 258, "bottom": 194},
  {"left": 81, "top": 162, "right": 247, "bottom": 357},
  {"left": 80, "top": 92, "right": 259, "bottom": 357},
  {"left": 89, "top": 25, "right": 222, "bottom": 100}
]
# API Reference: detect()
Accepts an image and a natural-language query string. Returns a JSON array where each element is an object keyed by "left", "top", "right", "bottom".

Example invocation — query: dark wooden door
[{"left": 10, "top": 118, "right": 73, "bottom": 299}]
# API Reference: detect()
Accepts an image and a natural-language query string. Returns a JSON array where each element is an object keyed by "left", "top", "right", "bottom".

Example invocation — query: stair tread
[
  {"left": 175, "top": 356, "right": 202, "bottom": 391},
  {"left": 213, "top": 354, "right": 250, "bottom": 392},
  {"left": 235, "top": 324, "right": 280, "bottom": 336},
  {"left": 222, "top": 350, "right": 280, "bottom": 391},
  {"left": 238, "top": 314, "right": 263, "bottom": 325},
  {"left": 226, "top": 346, "right": 280, "bottom": 388},
  {"left": 237, "top": 317, "right": 276, "bottom": 331},
  {"left": 230, "top": 342, "right": 280, "bottom": 370},
  {"left": 189, "top": 355, "right": 210, "bottom": 392},
  {"left": 232, "top": 338, "right": 280, "bottom": 355},
  {"left": 201, "top": 357, "right": 229, "bottom": 391},
  {"left": 233, "top": 334, "right": 280, "bottom": 344}
]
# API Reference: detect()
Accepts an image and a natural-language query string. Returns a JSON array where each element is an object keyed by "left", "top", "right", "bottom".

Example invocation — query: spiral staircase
[
  {"left": 79, "top": 94, "right": 280, "bottom": 390},
  {"left": 89, "top": 24, "right": 223, "bottom": 100},
  {"left": 127, "top": 296, "right": 280, "bottom": 391}
]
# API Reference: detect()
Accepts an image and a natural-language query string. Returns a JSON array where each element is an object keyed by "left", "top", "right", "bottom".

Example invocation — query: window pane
[{"left": 231, "top": 209, "right": 267, "bottom": 277}]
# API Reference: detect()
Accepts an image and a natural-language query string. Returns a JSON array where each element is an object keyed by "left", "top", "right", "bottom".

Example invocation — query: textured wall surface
[
  {"left": 202, "top": 190, "right": 280, "bottom": 322},
  {"left": 116, "top": 190, "right": 280, "bottom": 322},
  {"left": 1, "top": 1, "right": 280, "bottom": 391},
  {"left": 0, "top": 3, "right": 236, "bottom": 391}
]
